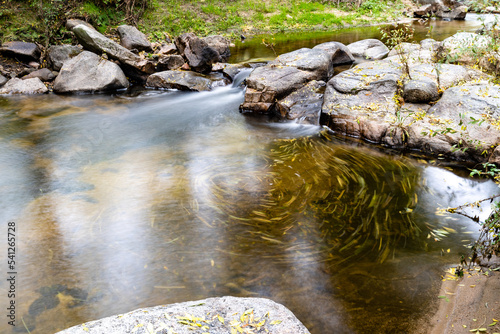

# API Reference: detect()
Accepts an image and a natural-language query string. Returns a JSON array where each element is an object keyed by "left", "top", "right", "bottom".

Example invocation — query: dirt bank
[{"left": 428, "top": 258, "right": 500, "bottom": 334}]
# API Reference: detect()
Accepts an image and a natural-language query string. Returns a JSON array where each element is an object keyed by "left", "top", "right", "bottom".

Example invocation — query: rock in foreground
[
  {"left": 56, "top": 297, "right": 311, "bottom": 334},
  {"left": 0, "top": 78, "right": 48, "bottom": 94},
  {"left": 53, "top": 51, "right": 129, "bottom": 93}
]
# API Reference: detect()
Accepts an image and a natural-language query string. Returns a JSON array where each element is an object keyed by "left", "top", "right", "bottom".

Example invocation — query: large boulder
[
  {"left": 0, "top": 41, "right": 41, "bottom": 62},
  {"left": 406, "top": 85, "right": 500, "bottom": 162},
  {"left": 146, "top": 70, "right": 229, "bottom": 92},
  {"left": 175, "top": 33, "right": 220, "bottom": 73},
  {"left": 22, "top": 68, "right": 56, "bottom": 82},
  {"left": 321, "top": 60, "right": 401, "bottom": 143},
  {"left": 276, "top": 80, "right": 326, "bottom": 124},
  {"left": 117, "top": 24, "right": 152, "bottom": 52},
  {"left": 269, "top": 48, "right": 333, "bottom": 79},
  {"left": 240, "top": 48, "right": 333, "bottom": 115},
  {"left": 55, "top": 297, "right": 311, "bottom": 334},
  {"left": 437, "top": 32, "right": 492, "bottom": 65},
  {"left": 402, "top": 63, "right": 476, "bottom": 103},
  {"left": 0, "top": 78, "right": 48, "bottom": 94},
  {"left": 202, "top": 35, "right": 231, "bottom": 61},
  {"left": 437, "top": 5, "right": 468, "bottom": 20},
  {"left": 53, "top": 51, "right": 129, "bottom": 93},
  {"left": 312, "top": 41, "right": 355, "bottom": 66},
  {"left": 47, "top": 45, "right": 83, "bottom": 71},
  {"left": 347, "top": 39, "right": 389, "bottom": 60},
  {"left": 240, "top": 66, "right": 317, "bottom": 114},
  {"left": 72, "top": 24, "right": 154, "bottom": 78}
]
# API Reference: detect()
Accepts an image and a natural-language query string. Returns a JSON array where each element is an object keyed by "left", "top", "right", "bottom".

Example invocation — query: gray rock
[
  {"left": 0, "top": 78, "right": 48, "bottom": 94},
  {"left": 175, "top": 33, "right": 220, "bottom": 73},
  {"left": 240, "top": 65, "right": 316, "bottom": 114},
  {"left": 437, "top": 5, "right": 468, "bottom": 20},
  {"left": 409, "top": 63, "right": 470, "bottom": 90},
  {"left": 146, "top": 70, "right": 229, "bottom": 92},
  {"left": 157, "top": 54, "right": 185, "bottom": 71},
  {"left": 438, "top": 32, "right": 492, "bottom": 65},
  {"left": 47, "top": 45, "right": 83, "bottom": 71},
  {"left": 387, "top": 43, "right": 422, "bottom": 58},
  {"left": 157, "top": 43, "right": 178, "bottom": 56},
  {"left": 0, "top": 41, "right": 41, "bottom": 62},
  {"left": 414, "top": 4, "right": 434, "bottom": 17},
  {"left": 347, "top": 39, "right": 389, "bottom": 60},
  {"left": 0, "top": 74, "right": 7, "bottom": 87},
  {"left": 212, "top": 62, "right": 243, "bottom": 81},
  {"left": 269, "top": 48, "right": 333, "bottom": 80},
  {"left": 406, "top": 85, "right": 500, "bottom": 161},
  {"left": 403, "top": 79, "right": 439, "bottom": 103},
  {"left": 22, "top": 68, "right": 56, "bottom": 81},
  {"left": 66, "top": 19, "right": 94, "bottom": 30},
  {"left": 55, "top": 297, "right": 310, "bottom": 334},
  {"left": 202, "top": 35, "right": 231, "bottom": 61},
  {"left": 321, "top": 60, "right": 401, "bottom": 143},
  {"left": 420, "top": 38, "right": 440, "bottom": 52},
  {"left": 117, "top": 25, "right": 152, "bottom": 52},
  {"left": 53, "top": 51, "right": 129, "bottom": 93},
  {"left": 312, "top": 41, "right": 355, "bottom": 66},
  {"left": 72, "top": 24, "right": 155, "bottom": 76},
  {"left": 277, "top": 80, "right": 326, "bottom": 124}
]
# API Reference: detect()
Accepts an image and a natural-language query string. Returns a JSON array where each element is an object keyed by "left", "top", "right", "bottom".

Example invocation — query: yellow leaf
[
  {"left": 218, "top": 315, "right": 224, "bottom": 324},
  {"left": 270, "top": 320, "right": 282, "bottom": 325}
]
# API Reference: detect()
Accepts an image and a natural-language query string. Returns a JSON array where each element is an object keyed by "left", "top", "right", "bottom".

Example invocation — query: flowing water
[{"left": 0, "top": 16, "right": 499, "bottom": 334}]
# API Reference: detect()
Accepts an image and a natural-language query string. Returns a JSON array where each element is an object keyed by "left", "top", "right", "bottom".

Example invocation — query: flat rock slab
[
  {"left": 0, "top": 77, "right": 48, "bottom": 94},
  {"left": 146, "top": 70, "right": 228, "bottom": 91},
  {"left": 0, "top": 41, "right": 41, "bottom": 61},
  {"left": 56, "top": 296, "right": 311, "bottom": 334}
]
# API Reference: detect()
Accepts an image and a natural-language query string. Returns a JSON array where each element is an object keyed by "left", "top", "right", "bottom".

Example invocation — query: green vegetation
[
  {"left": 1, "top": 0, "right": 408, "bottom": 45},
  {"left": 141, "top": 0, "right": 406, "bottom": 39}
]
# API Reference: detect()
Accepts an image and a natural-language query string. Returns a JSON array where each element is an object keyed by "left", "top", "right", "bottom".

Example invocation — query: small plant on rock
[{"left": 379, "top": 23, "right": 415, "bottom": 80}]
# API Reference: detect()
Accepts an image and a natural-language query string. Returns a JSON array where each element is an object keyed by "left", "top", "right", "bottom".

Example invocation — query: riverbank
[
  {"left": 427, "top": 258, "right": 500, "bottom": 334},
  {"left": 0, "top": 0, "right": 416, "bottom": 46}
]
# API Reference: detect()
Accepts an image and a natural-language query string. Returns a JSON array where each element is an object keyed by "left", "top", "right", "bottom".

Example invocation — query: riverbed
[{"left": 0, "top": 15, "right": 498, "bottom": 334}]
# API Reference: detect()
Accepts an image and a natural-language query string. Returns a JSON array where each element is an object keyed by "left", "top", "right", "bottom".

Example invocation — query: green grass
[
  {"left": 140, "top": 0, "right": 407, "bottom": 41},
  {"left": 1, "top": 0, "right": 407, "bottom": 44}
]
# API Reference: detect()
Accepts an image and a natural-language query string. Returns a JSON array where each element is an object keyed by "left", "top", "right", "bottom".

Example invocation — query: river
[{"left": 0, "top": 14, "right": 498, "bottom": 334}]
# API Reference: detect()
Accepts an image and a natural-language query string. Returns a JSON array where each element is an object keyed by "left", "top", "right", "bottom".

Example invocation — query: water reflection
[
  {"left": 230, "top": 14, "right": 488, "bottom": 63},
  {"left": 0, "top": 87, "right": 497, "bottom": 334}
]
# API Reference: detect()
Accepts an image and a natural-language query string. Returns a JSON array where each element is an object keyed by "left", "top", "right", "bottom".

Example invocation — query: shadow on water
[{"left": 0, "top": 15, "right": 499, "bottom": 334}]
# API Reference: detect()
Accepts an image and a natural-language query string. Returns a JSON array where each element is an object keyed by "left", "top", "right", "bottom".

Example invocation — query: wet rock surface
[
  {"left": 56, "top": 297, "right": 311, "bottom": 334},
  {"left": 146, "top": 70, "right": 228, "bottom": 92},
  {"left": 0, "top": 77, "right": 48, "bottom": 94}
]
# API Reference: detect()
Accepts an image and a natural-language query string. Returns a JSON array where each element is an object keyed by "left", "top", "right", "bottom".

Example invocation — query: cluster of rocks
[
  {"left": 413, "top": 0, "right": 468, "bottom": 20},
  {"left": 0, "top": 19, "right": 240, "bottom": 95},
  {"left": 240, "top": 32, "right": 500, "bottom": 164},
  {"left": 240, "top": 39, "right": 389, "bottom": 124}
]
